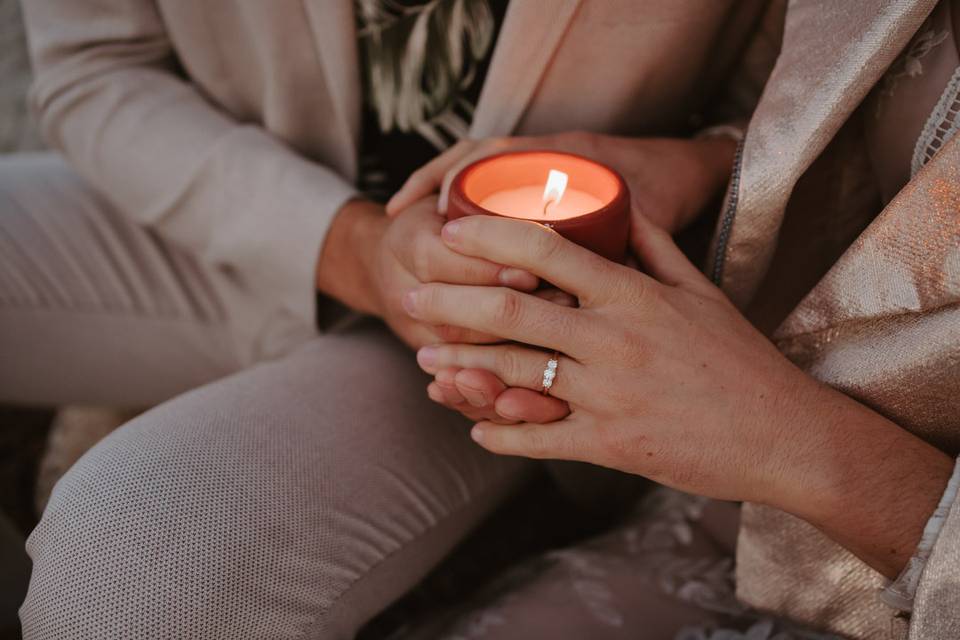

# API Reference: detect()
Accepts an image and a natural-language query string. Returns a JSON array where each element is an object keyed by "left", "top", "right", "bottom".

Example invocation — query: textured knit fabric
[
  {"left": 19, "top": 329, "right": 526, "bottom": 638},
  {"left": 1, "top": 154, "right": 529, "bottom": 639},
  {"left": 0, "top": 153, "right": 249, "bottom": 406},
  {"left": 19, "top": 329, "right": 526, "bottom": 639}
]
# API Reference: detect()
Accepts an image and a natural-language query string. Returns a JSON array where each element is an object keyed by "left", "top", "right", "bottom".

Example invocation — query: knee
[
  {"left": 19, "top": 349, "right": 526, "bottom": 638},
  {"left": 20, "top": 400, "right": 323, "bottom": 639}
]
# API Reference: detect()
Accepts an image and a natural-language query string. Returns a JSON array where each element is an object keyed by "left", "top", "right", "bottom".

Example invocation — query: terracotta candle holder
[{"left": 447, "top": 150, "right": 630, "bottom": 262}]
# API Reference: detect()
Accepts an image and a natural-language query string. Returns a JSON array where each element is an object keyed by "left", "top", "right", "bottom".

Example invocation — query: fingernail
[
  {"left": 492, "top": 397, "right": 522, "bottom": 421},
  {"left": 441, "top": 220, "right": 462, "bottom": 243},
  {"left": 499, "top": 267, "right": 535, "bottom": 288},
  {"left": 462, "top": 387, "right": 488, "bottom": 408},
  {"left": 402, "top": 290, "right": 419, "bottom": 316},
  {"left": 471, "top": 425, "right": 484, "bottom": 443},
  {"left": 435, "top": 368, "right": 458, "bottom": 386},
  {"left": 495, "top": 406, "right": 522, "bottom": 421},
  {"left": 543, "top": 289, "right": 576, "bottom": 307},
  {"left": 426, "top": 383, "right": 444, "bottom": 402},
  {"left": 417, "top": 346, "right": 438, "bottom": 369}
]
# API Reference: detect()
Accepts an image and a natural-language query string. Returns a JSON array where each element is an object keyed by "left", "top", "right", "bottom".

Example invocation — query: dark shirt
[{"left": 355, "top": 0, "right": 509, "bottom": 201}]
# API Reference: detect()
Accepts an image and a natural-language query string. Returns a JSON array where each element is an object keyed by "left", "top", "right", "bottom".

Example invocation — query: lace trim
[
  {"left": 881, "top": 457, "right": 960, "bottom": 612},
  {"left": 911, "top": 65, "right": 960, "bottom": 176}
]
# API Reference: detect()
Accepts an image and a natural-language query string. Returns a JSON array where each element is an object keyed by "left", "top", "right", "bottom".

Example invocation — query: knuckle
[
  {"left": 415, "top": 284, "right": 439, "bottom": 314},
  {"left": 494, "top": 347, "right": 524, "bottom": 384},
  {"left": 410, "top": 233, "right": 435, "bottom": 280},
  {"left": 490, "top": 289, "right": 525, "bottom": 329},
  {"left": 615, "top": 267, "right": 653, "bottom": 308},
  {"left": 522, "top": 429, "right": 552, "bottom": 459},
  {"left": 552, "top": 306, "right": 585, "bottom": 342},
  {"left": 530, "top": 228, "right": 564, "bottom": 264},
  {"left": 411, "top": 247, "right": 432, "bottom": 281},
  {"left": 630, "top": 271, "right": 651, "bottom": 303}
]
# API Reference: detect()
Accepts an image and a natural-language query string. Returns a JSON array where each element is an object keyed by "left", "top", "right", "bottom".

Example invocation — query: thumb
[{"left": 630, "top": 209, "right": 713, "bottom": 294}]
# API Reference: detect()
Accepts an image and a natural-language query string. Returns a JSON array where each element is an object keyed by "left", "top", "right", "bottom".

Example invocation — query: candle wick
[{"left": 542, "top": 198, "right": 552, "bottom": 218}]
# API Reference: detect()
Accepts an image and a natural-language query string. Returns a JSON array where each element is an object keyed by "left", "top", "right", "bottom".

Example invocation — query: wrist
[
  {"left": 693, "top": 134, "right": 738, "bottom": 186},
  {"left": 681, "top": 135, "right": 737, "bottom": 223},
  {"left": 315, "top": 198, "right": 389, "bottom": 316},
  {"left": 641, "top": 135, "right": 735, "bottom": 235},
  {"left": 765, "top": 378, "right": 954, "bottom": 577}
]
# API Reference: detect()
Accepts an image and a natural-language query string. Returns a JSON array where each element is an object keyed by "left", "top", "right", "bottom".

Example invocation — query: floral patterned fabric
[
  {"left": 401, "top": 488, "right": 839, "bottom": 640},
  {"left": 355, "top": 0, "right": 507, "bottom": 200}
]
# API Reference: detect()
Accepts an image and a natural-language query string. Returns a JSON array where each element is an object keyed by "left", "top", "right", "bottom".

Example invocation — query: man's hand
[
  {"left": 406, "top": 213, "right": 954, "bottom": 579},
  {"left": 315, "top": 196, "right": 538, "bottom": 350},
  {"left": 385, "top": 132, "right": 737, "bottom": 236}
]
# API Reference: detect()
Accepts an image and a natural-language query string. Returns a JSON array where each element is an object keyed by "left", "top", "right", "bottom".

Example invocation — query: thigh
[
  {"left": 21, "top": 321, "right": 530, "bottom": 639},
  {"left": 0, "top": 153, "right": 245, "bottom": 407}
]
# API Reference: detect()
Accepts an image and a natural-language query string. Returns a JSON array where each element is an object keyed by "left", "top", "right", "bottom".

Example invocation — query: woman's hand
[
  {"left": 405, "top": 213, "right": 954, "bottom": 578},
  {"left": 408, "top": 212, "right": 804, "bottom": 504},
  {"left": 315, "top": 197, "right": 538, "bottom": 350},
  {"left": 385, "top": 132, "right": 737, "bottom": 235}
]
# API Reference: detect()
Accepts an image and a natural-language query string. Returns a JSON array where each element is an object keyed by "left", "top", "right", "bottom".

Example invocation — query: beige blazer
[
  {"left": 709, "top": 1, "right": 960, "bottom": 638},
  {"left": 21, "top": 0, "right": 763, "bottom": 348}
]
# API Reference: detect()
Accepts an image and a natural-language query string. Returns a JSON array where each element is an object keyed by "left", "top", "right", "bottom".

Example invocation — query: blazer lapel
[
  {"left": 713, "top": 0, "right": 937, "bottom": 308},
  {"left": 302, "top": 0, "right": 361, "bottom": 180},
  {"left": 470, "top": 0, "right": 582, "bottom": 137}
]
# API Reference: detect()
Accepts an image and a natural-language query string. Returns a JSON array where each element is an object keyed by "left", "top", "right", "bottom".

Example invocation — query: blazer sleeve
[
  {"left": 21, "top": 0, "right": 358, "bottom": 328},
  {"left": 909, "top": 458, "right": 960, "bottom": 639}
]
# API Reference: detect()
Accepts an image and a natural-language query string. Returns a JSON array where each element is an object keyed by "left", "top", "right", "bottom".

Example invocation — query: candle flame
[{"left": 542, "top": 169, "right": 568, "bottom": 208}]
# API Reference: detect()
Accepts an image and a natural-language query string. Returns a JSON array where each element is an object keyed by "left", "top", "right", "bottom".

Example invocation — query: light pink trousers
[{"left": 1, "top": 154, "right": 530, "bottom": 638}]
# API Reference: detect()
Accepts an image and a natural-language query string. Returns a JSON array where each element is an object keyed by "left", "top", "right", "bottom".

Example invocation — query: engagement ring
[{"left": 541, "top": 352, "right": 560, "bottom": 395}]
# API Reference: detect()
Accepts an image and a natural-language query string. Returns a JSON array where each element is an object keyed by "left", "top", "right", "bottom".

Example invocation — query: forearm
[
  {"left": 315, "top": 199, "right": 388, "bottom": 316},
  {"left": 771, "top": 382, "right": 954, "bottom": 578},
  {"left": 24, "top": 0, "right": 359, "bottom": 327}
]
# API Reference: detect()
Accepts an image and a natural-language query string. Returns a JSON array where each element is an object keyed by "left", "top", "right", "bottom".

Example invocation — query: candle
[
  {"left": 447, "top": 151, "right": 630, "bottom": 262},
  {"left": 478, "top": 186, "right": 604, "bottom": 220}
]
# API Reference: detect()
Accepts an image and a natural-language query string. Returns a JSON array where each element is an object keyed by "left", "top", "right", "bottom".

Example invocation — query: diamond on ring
[{"left": 542, "top": 354, "right": 559, "bottom": 395}]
